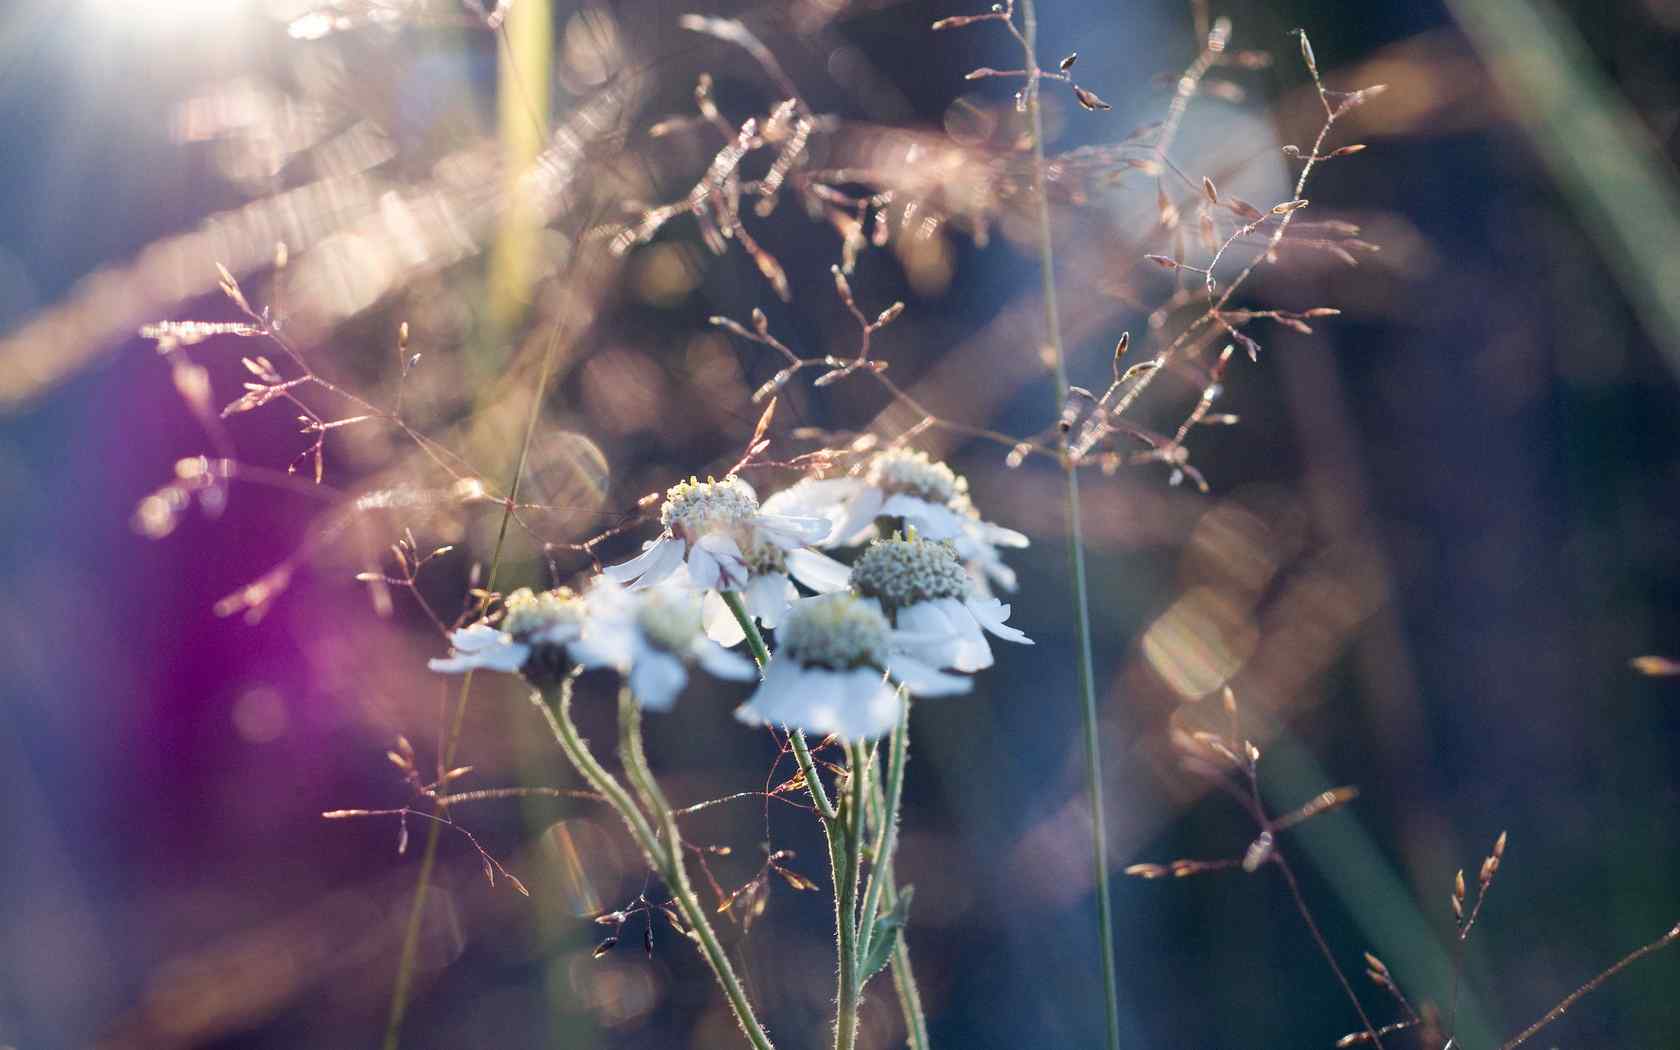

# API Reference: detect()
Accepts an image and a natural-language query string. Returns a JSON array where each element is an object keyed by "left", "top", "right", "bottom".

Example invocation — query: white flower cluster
[
  {"left": 429, "top": 578, "right": 753, "bottom": 709},
  {"left": 427, "top": 451, "right": 1031, "bottom": 739},
  {"left": 736, "top": 592, "right": 969, "bottom": 741},
  {"left": 773, "top": 449, "right": 1029, "bottom": 595}
]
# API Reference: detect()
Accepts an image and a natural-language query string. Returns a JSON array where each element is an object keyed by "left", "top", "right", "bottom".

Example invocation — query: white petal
[
  {"left": 445, "top": 623, "right": 504, "bottom": 653},
  {"left": 977, "top": 555, "right": 1018, "bottom": 594},
  {"left": 747, "top": 572, "right": 794, "bottom": 628},
  {"left": 602, "top": 536, "right": 683, "bottom": 587},
  {"left": 936, "top": 596, "right": 994, "bottom": 671},
  {"left": 691, "top": 532, "right": 749, "bottom": 591},
  {"left": 755, "top": 513, "right": 834, "bottom": 548},
  {"left": 736, "top": 659, "right": 820, "bottom": 727},
  {"left": 702, "top": 589, "right": 747, "bottom": 647},
  {"left": 785, "top": 547, "right": 853, "bottom": 594},
  {"left": 966, "top": 596, "right": 1033, "bottom": 645},
  {"left": 433, "top": 642, "right": 530, "bottom": 674},
  {"left": 695, "top": 640, "right": 758, "bottom": 680},
  {"left": 794, "top": 667, "right": 850, "bottom": 734},
  {"left": 833, "top": 669, "right": 903, "bottom": 741},
  {"left": 428, "top": 625, "right": 530, "bottom": 674},
  {"left": 428, "top": 653, "right": 483, "bottom": 674},
  {"left": 881, "top": 494, "right": 965, "bottom": 540},
  {"left": 831, "top": 486, "right": 886, "bottom": 546},
  {"left": 893, "top": 601, "right": 965, "bottom": 669},
  {"left": 762, "top": 478, "right": 858, "bottom": 542},
  {"left": 687, "top": 540, "right": 722, "bottom": 591},
  {"left": 975, "top": 520, "right": 1030, "bottom": 548},
  {"left": 628, "top": 650, "right": 688, "bottom": 711},
  {"left": 888, "top": 654, "right": 972, "bottom": 697},
  {"left": 531, "top": 622, "right": 582, "bottom": 645},
  {"left": 570, "top": 628, "right": 633, "bottom": 672}
]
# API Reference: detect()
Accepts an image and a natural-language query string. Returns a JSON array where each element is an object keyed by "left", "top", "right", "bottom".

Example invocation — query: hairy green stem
[
  {"left": 857, "top": 697, "right": 909, "bottom": 952},
  {"left": 720, "top": 590, "right": 929, "bottom": 1046},
  {"left": 725, "top": 590, "right": 773, "bottom": 669},
  {"left": 1019, "top": 2, "right": 1121, "bottom": 1048},
  {"left": 861, "top": 750, "right": 930, "bottom": 1050},
  {"left": 533, "top": 680, "right": 776, "bottom": 1050},
  {"left": 880, "top": 876, "right": 930, "bottom": 1048},
  {"left": 834, "top": 742, "right": 870, "bottom": 1050},
  {"left": 721, "top": 590, "right": 836, "bottom": 820}
]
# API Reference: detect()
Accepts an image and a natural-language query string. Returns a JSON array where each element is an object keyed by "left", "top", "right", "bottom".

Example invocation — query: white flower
[
  {"left": 603, "top": 476, "right": 831, "bottom": 595},
  {"left": 735, "top": 593, "right": 971, "bottom": 741},
  {"left": 428, "top": 623, "right": 532, "bottom": 674},
  {"left": 698, "top": 485, "right": 853, "bottom": 644},
  {"left": 848, "top": 534, "right": 1032, "bottom": 673},
  {"left": 793, "top": 451, "right": 1029, "bottom": 594},
  {"left": 949, "top": 489, "right": 1030, "bottom": 594},
  {"left": 571, "top": 578, "right": 757, "bottom": 710},
  {"left": 830, "top": 449, "right": 971, "bottom": 543},
  {"left": 428, "top": 587, "right": 584, "bottom": 679}
]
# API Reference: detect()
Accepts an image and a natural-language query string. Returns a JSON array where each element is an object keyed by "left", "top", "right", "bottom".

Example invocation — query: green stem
[
  {"left": 534, "top": 680, "right": 776, "bottom": 1050},
  {"left": 723, "top": 590, "right": 773, "bottom": 669},
  {"left": 834, "top": 742, "right": 870, "bottom": 1050},
  {"left": 881, "top": 877, "right": 930, "bottom": 1049},
  {"left": 857, "top": 696, "right": 909, "bottom": 952},
  {"left": 719, "top": 590, "right": 929, "bottom": 1045},
  {"left": 861, "top": 700, "right": 931, "bottom": 1050},
  {"left": 721, "top": 590, "right": 837, "bottom": 821},
  {"left": 532, "top": 680, "right": 661, "bottom": 871},
  {"left": 1019, "top": 3, "right": 1121, "bottom": 1049}
]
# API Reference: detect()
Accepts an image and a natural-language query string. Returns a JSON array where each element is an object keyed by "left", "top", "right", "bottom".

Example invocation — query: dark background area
[{"left": 2, "top": 1, "right": 1678, "bottom": 1048}]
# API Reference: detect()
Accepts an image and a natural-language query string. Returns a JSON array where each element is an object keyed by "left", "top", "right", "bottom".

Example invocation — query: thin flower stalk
[
  {"left": 857, "top": 697, "right": 909, "bottom": 954},
  {"left": 867, "top": 787, "right": 930, "bottom": 1050},
  {"left": 721, "top": 586, "right": 859, "bottom": 1046},
  {"left": 722, "top": 590, "right": 837, "bottom": 821},
  {"left": 1497, "top": 923, "right": 1680, "bottom": 1050},
  {"left": 859, "top": 700, "right": 930, "bottom": 1050},
  {"left": 721, "top": 588, "right": 926, "bottom": 1049},
  {"left": 1019, "top": 2, "right": 1122, "bottom": 1048},
  {"left": 833, "top": 740, "right": 871, "bottom": 1050},
  {"left": 531, "top": 677, "right": 777, "bottom": 1050},
  {"left": 381, "top": 239, "right": 578, "bottom": 1050}
]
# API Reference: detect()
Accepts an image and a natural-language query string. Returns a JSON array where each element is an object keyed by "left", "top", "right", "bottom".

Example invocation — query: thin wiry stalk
[
  {"left": 1271, "top": 851, "right": 1386, "bottom": 1049},
  {"left": 1498, "top": 923, "right": 1680, "bottom": 1050},
  {"left": 1240, "top": 764, "right": 1385, "bottom": 1048},
  {"left": 380, "top": 12, "right": 581, "bottom": 1036},
  {"left": 379, "top": 223, "right": 576, "bottom": 1050},
  {"left": 1018, "top": 3, "right": 1122, "bottom": 1048},
  {"left": 533, "top": 679, "right": 777, "bottom": 1050}
]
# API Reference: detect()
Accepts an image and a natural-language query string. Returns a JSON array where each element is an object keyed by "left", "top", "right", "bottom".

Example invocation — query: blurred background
[{"left": 2, "top": 0, "right": 1678, "bottom": 1047}]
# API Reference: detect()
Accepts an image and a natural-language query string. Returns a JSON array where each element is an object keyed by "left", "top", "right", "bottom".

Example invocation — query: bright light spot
[
  {"left": 231, "top": 685, "right": 288, "bottom": 743},
  {"left": 93, "top": 0, "right": 242, "bottom": 14},
  {"left": 87, "top": 0, "right": 249, "bottom": 31}
]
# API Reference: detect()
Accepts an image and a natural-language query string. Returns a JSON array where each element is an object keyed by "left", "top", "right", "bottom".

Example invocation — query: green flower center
[
  {"left": 660, "top": 476, "right": 759, "bottom": 539},
  {"left": 865, "top": 449, "right": 967, "bottom": 505},
  {"left": 779, "top": 593, "right": 889, "bottom": 670},
  {"left": 849, "top": 534, "right": 970, "bottom": 614}
]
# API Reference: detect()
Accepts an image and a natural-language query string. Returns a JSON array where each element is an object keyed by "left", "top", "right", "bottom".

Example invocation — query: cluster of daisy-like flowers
[{"left": 427, "top": 451, "right": 1032, "bottom": 740}]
